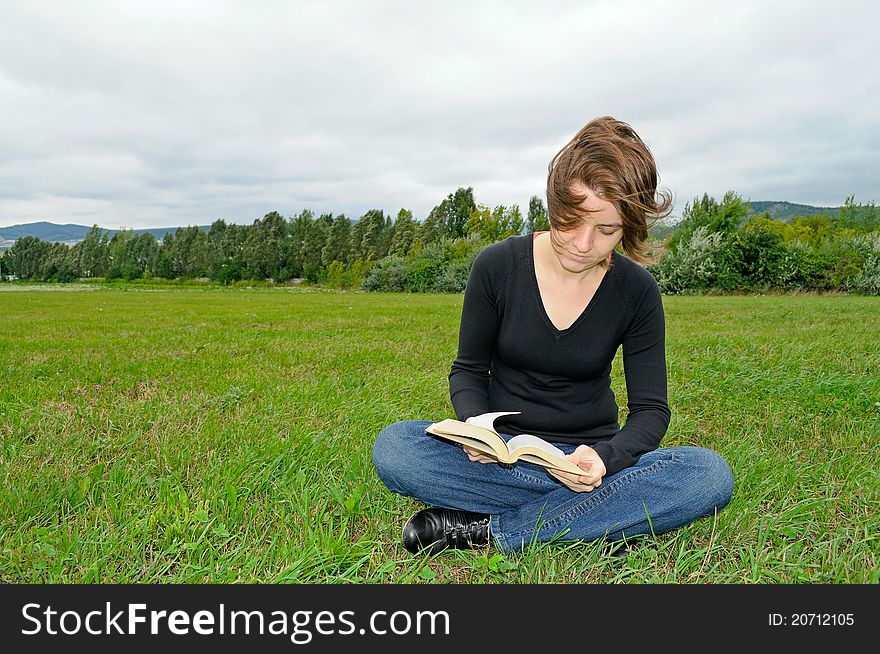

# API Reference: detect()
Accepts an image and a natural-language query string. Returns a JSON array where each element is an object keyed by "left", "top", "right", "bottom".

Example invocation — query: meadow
[{"left": 0, "top": 286, "right": 877, "bottom": 583}]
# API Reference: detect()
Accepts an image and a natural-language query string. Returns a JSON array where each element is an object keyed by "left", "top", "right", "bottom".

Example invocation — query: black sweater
[{"left": 448, "top": 233, "right": 671, "bottom": 476}]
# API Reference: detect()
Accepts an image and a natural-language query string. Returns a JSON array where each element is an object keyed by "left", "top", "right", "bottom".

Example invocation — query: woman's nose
[{"left": 571, "top": 226, "right": 593, "bottom": 252}]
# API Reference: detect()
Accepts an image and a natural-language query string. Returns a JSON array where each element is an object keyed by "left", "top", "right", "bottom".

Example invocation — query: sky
[{"left": 0, "top": 0, "right": 878, "bottom": 230}]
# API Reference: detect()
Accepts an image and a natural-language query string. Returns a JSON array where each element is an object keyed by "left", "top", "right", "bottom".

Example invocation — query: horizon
[
  {"left": 0, "top": 198, "right": 854, "bottom": 235},
  {"left": 0, "top": 197, "right": 851, "bottom": 242}
]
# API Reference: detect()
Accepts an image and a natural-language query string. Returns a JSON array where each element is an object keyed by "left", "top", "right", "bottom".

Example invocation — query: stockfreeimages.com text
[{"left": 21, "top": 602, "right": 450, "bottom": 644}]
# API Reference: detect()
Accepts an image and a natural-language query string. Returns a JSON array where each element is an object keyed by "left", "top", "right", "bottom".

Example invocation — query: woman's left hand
[{"left": 548, "top": 445, "right": 607, "bottom": 492}]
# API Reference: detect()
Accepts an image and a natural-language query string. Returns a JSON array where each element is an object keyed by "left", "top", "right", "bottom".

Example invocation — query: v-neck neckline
[{"left": 529, "top": 234, "right": 615, "bottom": 338}]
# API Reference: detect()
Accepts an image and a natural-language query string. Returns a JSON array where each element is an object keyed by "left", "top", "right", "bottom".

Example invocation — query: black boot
[{"left": 402, "top": 507, "right": 491, "bottom": 555}]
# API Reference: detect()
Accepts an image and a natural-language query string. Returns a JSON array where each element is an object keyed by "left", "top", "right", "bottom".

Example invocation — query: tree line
[
  {"left": 1, "top": 189, "right": 878, "bottom": 295},
  {"left": 0, "top": 187, "right": 548, "bottom": 290}
]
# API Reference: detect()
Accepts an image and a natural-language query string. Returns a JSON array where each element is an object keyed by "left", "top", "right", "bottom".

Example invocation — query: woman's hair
[{"left": 546, "top": 116, "right": 673, "bottom": 265}]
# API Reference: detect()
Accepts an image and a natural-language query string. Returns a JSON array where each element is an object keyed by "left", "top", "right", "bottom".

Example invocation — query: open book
[{"left": 425, "top": 411, "right": 586, "bottom": 476}]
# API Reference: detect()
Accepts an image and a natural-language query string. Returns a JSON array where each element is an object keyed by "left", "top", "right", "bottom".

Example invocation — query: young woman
[{"left": 372, "top": 116, "right": 734, "bottom": 555}]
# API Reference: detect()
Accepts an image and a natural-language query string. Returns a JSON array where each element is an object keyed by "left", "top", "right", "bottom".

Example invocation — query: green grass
[{"left": 0, "top": 286, "right": 877, "bottom": 583}]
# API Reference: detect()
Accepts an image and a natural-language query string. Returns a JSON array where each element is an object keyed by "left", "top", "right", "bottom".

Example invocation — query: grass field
[{"left": 0, "top": 286, "right": 877, "bottom": 583}]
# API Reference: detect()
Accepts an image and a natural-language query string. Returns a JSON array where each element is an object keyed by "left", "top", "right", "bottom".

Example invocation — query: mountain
[
  {"left": 0, "top": 221, "right": 210, "bottom": 243},
  {"left": 0, "top": 221, "right": 94, "bottom": 242},
  {"left": 747, "top": 201, "right": 839, "bottom": 221}
]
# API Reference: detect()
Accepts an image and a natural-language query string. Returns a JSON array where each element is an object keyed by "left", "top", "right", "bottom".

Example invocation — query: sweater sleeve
[
  {"left": 590, "top": 276, "right": 671, "bottom": 476},
  {"left": 448, "top": 246, "right": 502, "bottom": 421}
]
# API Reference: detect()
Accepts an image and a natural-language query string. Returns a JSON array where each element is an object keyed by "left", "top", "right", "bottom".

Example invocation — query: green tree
[
  {"left": 466, "top": 204, "right": 524, "bottom": 242},
  {"left": 77, "top": 225, "right": 110, "bottom": 277},
  {"left": 129, "top": 232, "right": 159, "bottom": 274},
  {"left": 6, "top": 236, "right": 52, "bottom": 280},
  {"left": 167, "top": 226, "right": 212, "bottom": 278},
  {"left": 322, "top": 214, "right": 352, "bottom": 267},
  {"left": 734, "top": 216, "right": 787, "bottom": 288},
  {"left": 418, "top": 204, "right": 446, "bottom": 246},
  {"left": 40, "top": 242, "right": 76, "bottom": 282},
  {"left": 357, "top": 209, "right": 388, "bottom": 261},
  {"left": 527, "top": 195, "right": 550, "bottom": 233},
  {"left": 106, "top": 229, "right": 140, "bottom": 280},
  {"left": 389, "top": 208, "right": 417, "bottom": 256},
  {"left": 444, "top": 187, "right": 477, "bottom": 238},
  {"left": 288, "top": 209, "right": 315, "bottom": 277},
  {"left": 667, "top": 191, "right": 750, "bottom": 252},
  {"left": 241, "top": 211, "right": 287, "bottom": 279},
  {"left": 325, "top": 260, "right": 346, "bottom": 288},
  {"left": 837, "top": 195, "right": 879, "bottom": 233},
  {"left": 789, "top": 214, "right": 834, "bottom": 248},
  {"left": 301, "top": 215, "right": 329, "bottom": 282}
]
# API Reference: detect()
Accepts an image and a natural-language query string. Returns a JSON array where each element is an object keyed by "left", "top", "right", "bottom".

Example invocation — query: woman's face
[{"left": 549, "top": 182, "right": 624, "bottom": 275}]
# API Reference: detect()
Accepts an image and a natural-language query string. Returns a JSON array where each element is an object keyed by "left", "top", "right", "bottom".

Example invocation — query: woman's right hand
[
  {"left": 462, "top": 416, "right": 498, "bottom": 463},
  {"left": 463, "top": 444, "right": 499, "bottom": 464}
]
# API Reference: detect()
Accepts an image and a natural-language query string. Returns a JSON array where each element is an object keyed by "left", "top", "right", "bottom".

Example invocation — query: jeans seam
[
  {"left": 506, "top": 465, "right": 558, "bottom": 487},
  {"left": 501, "top": 456, "right": 674, "bottom": 538}
]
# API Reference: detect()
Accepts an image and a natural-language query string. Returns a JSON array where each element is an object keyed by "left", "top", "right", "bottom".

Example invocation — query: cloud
[{"left": 0, "top": 0, "right": 877, "bottom": 229}]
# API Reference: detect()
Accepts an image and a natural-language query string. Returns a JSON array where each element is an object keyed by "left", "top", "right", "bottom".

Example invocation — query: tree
[
  {"left": 129, "top": 232, "right": 159, "bottom": 274},
  {"left": 734, "top": 215, "right": 788, "bottom": 288},
  {"left": 165, "top": 226, "right": 212, "bottom": 278},
  {"left": 322, "top": 214, "right": 352, "bottom": 267},
  {"left": 527, "top": 195, "right": 550, "bottom": 233},
  {"left": 40, "top": 242, "right": 76, "bottom": 282},
  {"left": 241, "top": 211, "right": 287, "bottom": 279},
  {"left": 418, "top": 204, "right": 446, "bottom": 247},
  {"left": 466, "top": 204, "right": 524, "bottom": 242},
  {"left": 444, "top": 187, "right": 477, "bottom": 238},
  {"left": 6, "top": 236, "right": 52, "bottom": 280},
  {"left": 357, "top": 209, "right": 388, "bottom": 261},
  {"left": 667, "top": 191, "right": 750, "bottom": 252},
  {"left": 496, "top": 204, "right": 524, "bottom": 238},
  {"left": 288, "top": 209, "right": 315, "bottom": 277},
  {"left": 106, "top": 229, "right": 139, "bottom": 280},
  {"left": 837, "top": 195, "right": 879, "bottom": 233},
  {"left": 77, "top": 225, "right": 110, "bottom": 277},
  {"left": 389, "top": 208, "right": 417, "bottom": 256},
  {"left": 301, "top": 215, "right": 329, "bottom": 282},
  {"left": 465, "top": 205, "right": 495, "bottom": 241}
]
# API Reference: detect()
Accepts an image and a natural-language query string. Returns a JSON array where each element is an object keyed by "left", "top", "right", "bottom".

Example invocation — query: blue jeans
[{"left": 372, "top": 420, "right": 734, "bottom": 554}]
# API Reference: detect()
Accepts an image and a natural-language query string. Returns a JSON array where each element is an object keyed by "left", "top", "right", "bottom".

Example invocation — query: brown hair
[{"left": 546, "top": 116, "right": 673, "bottom": 265}]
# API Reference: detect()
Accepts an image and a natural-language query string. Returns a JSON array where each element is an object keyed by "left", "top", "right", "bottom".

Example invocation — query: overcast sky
[{"left": 1, "top": 0, "right": 877, "bottom": 230}]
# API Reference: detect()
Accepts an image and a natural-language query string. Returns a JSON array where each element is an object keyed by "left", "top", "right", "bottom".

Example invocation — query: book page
[
  {"left": 505, "top": 435, "right": 585, "bottom": 475},
  {"left": 505, "top": 434, "right": 566, "bottom": 459},
  {"left": 425, "top": 419, "right": 508, "bottom": 458},
  {"left": 466, "top": 411, "right": 521, "bottom": 433}
]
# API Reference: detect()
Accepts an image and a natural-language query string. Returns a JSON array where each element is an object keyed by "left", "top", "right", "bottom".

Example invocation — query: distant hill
[
  {"left": 0, "top": 221, "right": 210, "bottom": 244},
  {"left": 747, "top": 201, "right": 839, "bottom": 221}
]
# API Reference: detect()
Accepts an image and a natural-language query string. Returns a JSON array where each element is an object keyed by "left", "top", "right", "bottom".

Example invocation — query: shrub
[
  {"left": 816, "top": 237, "right": 869, "bottom": 291},
  {"left": 362, "top": 256, "right": 408, "bottom": 292},
  {"left": 405, "top": 257, "right": 443, "bottom": 292},
  {"left": 346, "top": 258, "right": 370, "bottom": 290},
  {"left": 776, "top": 239, "right": 826, "bottom": 290},
  {"left": 434, "top": 251, "right": 479, "bottom": 292},
  {"left": 325, "top": 260, "right": 346, "bottom": 289},
  {"left": 846, "top": 232, "right": 880, "bottom": 295},
  {"left": 733, "top": 218, "right": 788, "bottom": 289},
  {"left": 650, "top": 226, "right": 731, "bottom": 293}
]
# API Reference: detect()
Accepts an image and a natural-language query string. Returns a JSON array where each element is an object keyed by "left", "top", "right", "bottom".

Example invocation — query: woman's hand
[
  {"left": 548, "top": 445, "right": 607, "bottom": 492},
  {"left": 462, "top": 416, "right": 499, "bottom": 463},
  {"left": 463, "top": 444, "right": 499, "bottom": 464}
]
